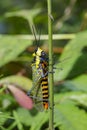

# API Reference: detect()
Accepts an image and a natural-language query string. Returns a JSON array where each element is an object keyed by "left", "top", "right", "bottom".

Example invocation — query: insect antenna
[
  {"left": 32, "top": 25, "right": 38, "bottom": 47},
  {"left": 38, "top": 28, "right": 41, "bottom": 46},
  {"left": 32, "top": 25, "right": 42, "bottom": 48}
]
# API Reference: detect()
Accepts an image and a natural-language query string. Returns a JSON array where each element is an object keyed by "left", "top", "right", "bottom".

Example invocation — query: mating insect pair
[{"left": 27, "top": 47, "right": 49, "bottom": 111}]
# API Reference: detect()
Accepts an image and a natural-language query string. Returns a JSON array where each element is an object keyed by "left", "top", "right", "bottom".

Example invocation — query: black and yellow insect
[{"left": 27, "top": 47, "right": 49, "bottom": 111}]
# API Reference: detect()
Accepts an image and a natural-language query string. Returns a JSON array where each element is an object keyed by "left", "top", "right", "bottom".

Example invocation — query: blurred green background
[{"left": 0, "top": 0, "right": 87, "bottom": 130}]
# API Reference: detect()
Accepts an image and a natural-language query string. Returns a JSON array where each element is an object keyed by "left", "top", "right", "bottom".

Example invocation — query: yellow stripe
[
  {"left": 35, "top": 56, "right": 40, "bottom": 68},
  {"left": 43, "top": 77, "right": 48, "bottom": 79},
  {"left": 42, "top": 86, "right": 48, "bottom": 89},
  {"left": 42, "top": 90, "right": 48, "bottom": 94},
  {"left": 43, "top": 95, "right": 48, "bottom": 98},
  {"left": 42, "top": 81, "right": 48, "bottom": 85}
]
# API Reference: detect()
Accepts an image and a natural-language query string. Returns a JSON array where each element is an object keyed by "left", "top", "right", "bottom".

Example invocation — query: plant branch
[{"left": 47, "top": 0, "right": 54, "bottom": 130}]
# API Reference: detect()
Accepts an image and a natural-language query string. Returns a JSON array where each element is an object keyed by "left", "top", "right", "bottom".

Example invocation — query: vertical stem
[{"left": 47, "top": 0, "right": 54, "bottom": 130}]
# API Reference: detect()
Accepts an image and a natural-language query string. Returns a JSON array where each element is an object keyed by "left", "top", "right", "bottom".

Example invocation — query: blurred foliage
[{"left": 0, "top": 0, "right": 87, "bottom": 130}]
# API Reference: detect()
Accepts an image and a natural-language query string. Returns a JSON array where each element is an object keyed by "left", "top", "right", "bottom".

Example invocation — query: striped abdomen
[{"left": 41, "top": 76, "right": 49, "bottom": 109}]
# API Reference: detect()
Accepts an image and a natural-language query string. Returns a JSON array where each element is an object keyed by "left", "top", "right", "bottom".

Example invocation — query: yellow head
[{"left": 33, "top": 47, "right": 42, "bottom": 57}]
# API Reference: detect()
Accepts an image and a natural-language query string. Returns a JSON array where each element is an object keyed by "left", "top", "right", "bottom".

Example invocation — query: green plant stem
[{"left": 47, "top": 0, "right": 54, "bottom": 130}]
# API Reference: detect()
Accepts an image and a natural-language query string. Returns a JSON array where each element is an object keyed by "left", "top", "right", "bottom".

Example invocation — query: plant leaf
[
  {"left": 16, "top": 108, "right": 49, "bottom": 129},
  {"left": 0, "top": 112, "right": 11, "bottom": 126},
  {"left": 8, "top": 84, "right": 33, "bottom": 109},
  {"left": 5, "top": 9, "right": 41, "bottom": 21},
  {"left": 5, "top": 9, "right": 41, "bottom": 32},
  {"left": 0, "top": 75, "right": 33, "bottom": 109},
  {"left": 30, "top": 111, "right": 49, "bottom": 130},
  {"left": 0, "top": 75, "right": 32, "bottom": 91},
  {"left": 54, "top": 102, "right": 87, "bottom": 130},
  {"left": 54, "top": 31, "right": 87, "bottom": 81},
  {"left": 13, "top": 111, "right": 23, "bottom": 130},
  {"left": 72, "top": 74, "right": 87, "bottom": 92},
  {"left": 0, "top": 35, "right": 32, "bottom": 67},
  {"left": 16, "top": 108, "right": 33, "bottom": 126}
]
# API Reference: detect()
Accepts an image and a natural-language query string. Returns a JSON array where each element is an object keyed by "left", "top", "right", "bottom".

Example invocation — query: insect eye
[{"left": 41, "top": 51, "right": 46, "bottom": 57}]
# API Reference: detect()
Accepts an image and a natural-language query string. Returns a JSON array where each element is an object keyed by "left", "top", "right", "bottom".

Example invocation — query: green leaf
[
  {"left": 13, "top": 111, "right": 23, "bottom": 130},
  {"left": 0, "top": 75, "right": 32, "bottom": 91},
  {"left": 54, "top": 102, "right": 87, "bottom": 130},
  {"left": 5, "top": 9, "right": 41, "bottom": 21},
  {"left": 5, "top": 9, "right": 41, "bottom": 32},
  {"left": 16, "top": 108, "right": 33, "bottom": 126},
  {"left": 30, "top": 111, "right": 48, "bottom": 130},
  {"left": 54, "top": 31, "right": 87, "bottom": 81},
  {"left": 16, "top": 108, "right": 49, "bottom": 130},
  {"left": 0, "top": 112, "right": 11, "bottom": 125},
  {"left": 54, "top": 91, "right": 87, "bottom": 110},
  {"left": 54, "top": 91, "right": 87, "bottom": 129},
  {"left": 55, "top": 74, "right": 87, "bottom": 92},
  {"left": 60, "top": 81, "right": 87, "bottom": 93},
  {"left": 72, "top": 74, "right": 87, "bottom": 91},
  {"left": 0, "top": 35, "right": 32, "bottom": 67},
  {"left": 69, "top": 93, "right": 87, "bottom": 107},
  {"left": 54, "top": 91, "right": 83, "bottom": 104}
]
